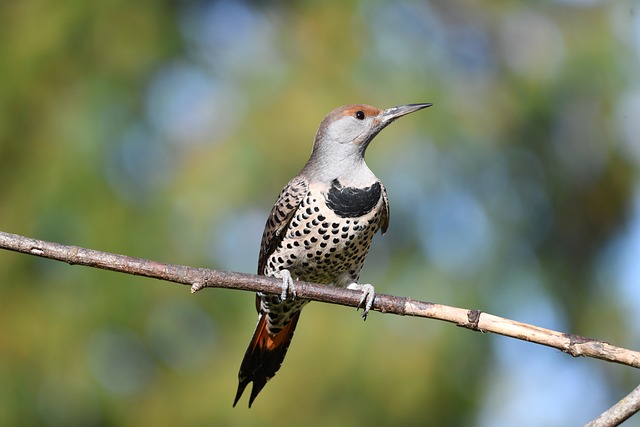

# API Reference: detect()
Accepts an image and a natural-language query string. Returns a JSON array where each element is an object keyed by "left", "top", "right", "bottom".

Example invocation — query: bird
[{"left": 233, "top": 102, "right": 432, "bottom": 407}]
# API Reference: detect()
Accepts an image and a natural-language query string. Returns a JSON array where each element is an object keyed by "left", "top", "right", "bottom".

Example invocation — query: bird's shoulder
[
  {"left": 379, "top": 181, "right": 390, "bottom": 234},
  {"left": 257, "top": 176, "right": 309, "bottom": 274}
]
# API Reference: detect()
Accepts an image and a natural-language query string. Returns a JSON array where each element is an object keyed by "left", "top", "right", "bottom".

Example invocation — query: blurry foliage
[{"left": 1, "top": 0, "right": 639, "bottom": 426}]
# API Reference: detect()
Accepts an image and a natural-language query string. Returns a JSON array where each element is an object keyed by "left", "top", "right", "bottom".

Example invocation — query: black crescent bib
[{"left": 325, "top": 179, "right": 382, "bottom": 218}]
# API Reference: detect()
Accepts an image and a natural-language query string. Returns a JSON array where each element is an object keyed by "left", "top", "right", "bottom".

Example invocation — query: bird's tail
[{"left": 233, "top": 311, "right": 301, "bottom": 408}]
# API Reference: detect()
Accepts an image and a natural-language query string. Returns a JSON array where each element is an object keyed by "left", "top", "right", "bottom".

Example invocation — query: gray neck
[{"left": 300, "top": 150, "right": 377, "bottom": 188}]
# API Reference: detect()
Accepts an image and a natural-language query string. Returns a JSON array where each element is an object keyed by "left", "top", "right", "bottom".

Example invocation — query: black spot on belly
[{"left": 325, "top": 179, "right": 382, "bottom": 218}]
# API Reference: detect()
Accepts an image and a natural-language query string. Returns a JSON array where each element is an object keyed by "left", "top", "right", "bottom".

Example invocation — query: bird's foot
[
  {"left": 347, "top": 283, "right": 375, "bottom": 320},
  {"left": 274, "top": 269, "right": 296, "bottom": 301}
]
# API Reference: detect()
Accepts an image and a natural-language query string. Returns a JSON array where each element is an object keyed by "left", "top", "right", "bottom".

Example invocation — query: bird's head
[{"left": 304, "top": 103, "right": 431, "bottom": 182}]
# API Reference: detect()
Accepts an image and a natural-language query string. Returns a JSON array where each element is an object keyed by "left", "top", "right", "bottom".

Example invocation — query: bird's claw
[
  {"left": 275, "top": 269, "right": 296, "bottom": 301},
  {"left": 347, "top": 283, "right": 375, "bottom": 320}
]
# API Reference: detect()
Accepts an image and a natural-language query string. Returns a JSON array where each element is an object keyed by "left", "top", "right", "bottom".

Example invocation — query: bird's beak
[
  {"left": 358, "top": 102, "right": 432, "bottom": 149},
  {"left": 381, "top": 103, "right": 432, "bottom": 123}
]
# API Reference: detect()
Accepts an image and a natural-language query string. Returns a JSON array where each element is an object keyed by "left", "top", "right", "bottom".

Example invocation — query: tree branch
[
  {"left": 1, "top": 230, "right": 640, "bottom": 426},
  {"left": 1, "top": 230, "right": 639, "bottom": 369},
  {"left": 586, "top": 383, "right": 640, "bottom": 427}
]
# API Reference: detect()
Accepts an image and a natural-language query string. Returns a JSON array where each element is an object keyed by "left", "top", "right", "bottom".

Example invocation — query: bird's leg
[
  {"left": 346, "top": 282, "right": 375, "bottom": 320},
  {"left": 273, "top": 269, "right": 296, "bottom": 301}
]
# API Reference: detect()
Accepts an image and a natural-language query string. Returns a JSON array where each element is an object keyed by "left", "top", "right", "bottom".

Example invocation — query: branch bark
[
  {"left": 1, "top": 230, "right": 639, "bottom": 368},
  {"left": 586, "top": 384, "right": 640, "bottom": 427},
  {"left": 1, "top": 230, "right": 639, "bottom": 426}
]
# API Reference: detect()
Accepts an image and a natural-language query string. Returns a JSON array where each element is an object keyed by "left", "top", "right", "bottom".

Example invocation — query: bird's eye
[{"left": 354, "top": 110, "right": 365, "bottom": 120}]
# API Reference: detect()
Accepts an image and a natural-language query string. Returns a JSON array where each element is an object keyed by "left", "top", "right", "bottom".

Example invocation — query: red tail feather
[{"left": 233, "top": 311, "right": 301, "bottom": 407}]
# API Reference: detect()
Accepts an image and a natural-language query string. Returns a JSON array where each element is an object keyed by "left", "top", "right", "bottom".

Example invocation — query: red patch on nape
[{"left": 341, "top": 104, "right": 382, "bottom": 119}]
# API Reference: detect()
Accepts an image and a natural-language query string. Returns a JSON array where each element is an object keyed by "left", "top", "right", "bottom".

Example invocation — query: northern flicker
[{"left": 233, "top": 103, "right": 431, "bottom": 407}]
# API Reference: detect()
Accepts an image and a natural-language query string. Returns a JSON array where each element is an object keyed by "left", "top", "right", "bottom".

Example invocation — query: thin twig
[
  {"left": 1, "top": 230, "right": 638, "bottom": 370},
  {"left": 586, "top": 383, "right": 640, "bottom": 427}
]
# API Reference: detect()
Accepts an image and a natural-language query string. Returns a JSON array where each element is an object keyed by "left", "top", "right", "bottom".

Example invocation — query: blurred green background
[{"left": 1, "top": 0, "right": 640, "bottom": 426}]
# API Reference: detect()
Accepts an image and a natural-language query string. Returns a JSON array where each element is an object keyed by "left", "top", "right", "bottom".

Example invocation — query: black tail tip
[
  {"left": 233, "top": 380, "right": 250, "bottom": 408},
  {"left": 233, "top": 378, "right": 266, "bottom": 408}
]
